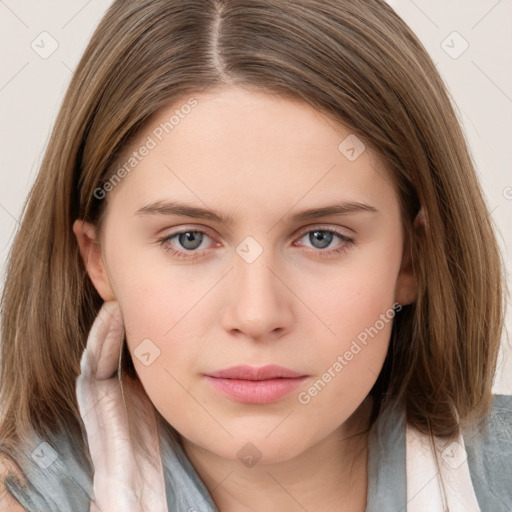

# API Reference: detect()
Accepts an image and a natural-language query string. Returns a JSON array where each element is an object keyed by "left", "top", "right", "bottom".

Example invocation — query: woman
[{"left": 1, "top": 0, "right": 510, "bottom": 510}]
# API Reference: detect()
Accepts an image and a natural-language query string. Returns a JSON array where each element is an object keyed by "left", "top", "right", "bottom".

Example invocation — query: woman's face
[{"left": 77, "top": 86, "right": 415, "bottom": 464}]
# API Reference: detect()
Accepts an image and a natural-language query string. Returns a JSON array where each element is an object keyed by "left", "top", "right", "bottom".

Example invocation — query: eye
[
  {"left": 168, "top": 230, "right": 208, "bottom": 251},
  {"left": 157, "top": 229, "right": 215, "bottom": 260},
  {"left": 156, "top": 226, "right": 355, "bottom": 261},
  {"left": 293, "top": 227, "right": 355, "bottom": 258}
]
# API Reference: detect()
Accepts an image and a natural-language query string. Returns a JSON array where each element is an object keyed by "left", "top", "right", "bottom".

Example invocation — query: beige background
[{"left": 0, "top": 0, "right": 511, "bottom": 393}]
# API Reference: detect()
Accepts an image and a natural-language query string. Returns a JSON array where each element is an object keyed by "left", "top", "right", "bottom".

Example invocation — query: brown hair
[{"left": 0, "top": 0, "right": 505, "bottom": 469}]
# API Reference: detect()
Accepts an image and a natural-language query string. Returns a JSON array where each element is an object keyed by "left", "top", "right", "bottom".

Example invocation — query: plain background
[{"left": 0, "top": 0, "right": 511, "bottom": 393}]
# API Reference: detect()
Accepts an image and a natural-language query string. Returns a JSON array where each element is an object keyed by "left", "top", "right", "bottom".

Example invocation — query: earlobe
[
  {"left": 394, "top": 208, "right": 425, "bottom": 306},
  {"left": 72, "top": 220, "right": 115, "bottom": 301},
  {"left": 413, "top": 207, "right": 427, "bottom": 230}
]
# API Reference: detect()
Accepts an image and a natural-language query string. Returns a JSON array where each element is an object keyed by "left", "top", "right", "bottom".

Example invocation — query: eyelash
[{"left": 156, "top": 226, "right": 355, "bottom": 261}]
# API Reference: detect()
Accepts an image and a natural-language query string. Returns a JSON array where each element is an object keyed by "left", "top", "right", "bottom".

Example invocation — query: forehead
[
  {"left": 144, "top": 86, "right": 359, "bottom": 158},
  {"left": 106, "top": 86, "right": 398, "bottom": 219}
]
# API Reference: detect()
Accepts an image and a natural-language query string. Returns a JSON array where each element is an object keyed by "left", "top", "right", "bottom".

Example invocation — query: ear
[
  {"left": 394, "top": 208, "right": 426, "bottom": 306},
  {"left": 72, "top": 219, "right": 115, "bottom": 301}
]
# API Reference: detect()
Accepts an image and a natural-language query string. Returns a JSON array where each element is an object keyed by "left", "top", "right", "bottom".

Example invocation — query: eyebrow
[{"left": 134, "top": 200, "right": 378, "bottom": 225}]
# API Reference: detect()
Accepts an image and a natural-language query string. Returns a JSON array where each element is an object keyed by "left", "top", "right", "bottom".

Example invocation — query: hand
[{"left": 76, "top": 301, "right": 168, "bottom": 511}]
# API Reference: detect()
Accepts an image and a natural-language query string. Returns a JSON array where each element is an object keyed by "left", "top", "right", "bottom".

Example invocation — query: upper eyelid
[
  {"left": 163, "top": 224, "right": 354, "bottom": 246},
  {"left": 165, "top": 222, "right": 354, "bottom": 235},
  {"left": 295, "top": 224, "right": 354, "bottom": 237}
]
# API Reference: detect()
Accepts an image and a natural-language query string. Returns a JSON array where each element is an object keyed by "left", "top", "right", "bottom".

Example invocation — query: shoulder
[
  {"left": 0, "top": 430, "right": 94, "bottom": 511},
  {"left": 489, "top": 393, "right": 512, "bottom": 436},
  {"left": 468, "top": 393, "right": 512, "bottom": 449},
  {"left": 463, "top": 394, "right": 512, "bottom": 512},
  {"left": 0, "top": 455, "right": 26, "bottom": 511}
]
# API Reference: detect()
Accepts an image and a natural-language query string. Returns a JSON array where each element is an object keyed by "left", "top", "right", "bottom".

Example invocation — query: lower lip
[{"left": 204, "top": 376, "right": 308, "bottom": 404}]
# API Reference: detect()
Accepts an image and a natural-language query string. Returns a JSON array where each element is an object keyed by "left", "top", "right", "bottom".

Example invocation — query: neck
[{"left": 180, "top": 396, "right": 374, "bottom": 512}]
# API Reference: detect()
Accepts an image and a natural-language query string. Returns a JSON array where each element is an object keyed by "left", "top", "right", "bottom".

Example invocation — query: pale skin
[{"left": 73, "top": 86, "right": 420, "bottom": 512}]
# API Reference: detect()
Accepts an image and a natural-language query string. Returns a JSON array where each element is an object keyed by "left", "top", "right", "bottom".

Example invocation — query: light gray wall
[{"left": 0, "top": 0, "right": 510, "bottom": 393}]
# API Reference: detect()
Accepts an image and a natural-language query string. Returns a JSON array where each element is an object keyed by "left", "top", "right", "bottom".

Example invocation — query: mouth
[{"left": 203, "top": 365, "right": 309, "bottom": 404}]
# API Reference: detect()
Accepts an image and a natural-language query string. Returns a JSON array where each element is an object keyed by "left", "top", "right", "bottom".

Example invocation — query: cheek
[
  {"left": 296, "top": 288, "right": 395, "bottom": 431},
  {"left": 109, "top": 258, "right": 217, "bottom": 388},
  {"left": 109, "top": 247, "right": 212, "bottom": 343},
  {"left": 293, "top": 245, "right": 400, "bottom": 410},
  {"left": 297, "top": 245, "right": 401, "bottom": 350},
  {"left": 114, "top": 273, "right": 205, "bottom": 427}
]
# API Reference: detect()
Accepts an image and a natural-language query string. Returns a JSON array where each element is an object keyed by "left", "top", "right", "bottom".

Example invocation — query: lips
[
  {"left": 203, "top": 365, "right": 309, "bottom": 404},
  {"left": 205, "top": 364, "right": 307, "bottom": 380}
]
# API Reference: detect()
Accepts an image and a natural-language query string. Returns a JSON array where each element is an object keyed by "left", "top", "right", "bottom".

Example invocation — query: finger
[{"left": 79, "top": 301, "right": 124, "bottom": 380}]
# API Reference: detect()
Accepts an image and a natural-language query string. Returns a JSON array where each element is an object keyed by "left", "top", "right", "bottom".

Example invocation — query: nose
[{"left": 220, "top": 248, "right": 295, "bottom": 342}]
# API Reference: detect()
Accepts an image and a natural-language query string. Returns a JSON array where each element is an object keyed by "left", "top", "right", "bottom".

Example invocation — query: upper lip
[{"left": 205, "top": 364, "right": 307, "bottom": 380}]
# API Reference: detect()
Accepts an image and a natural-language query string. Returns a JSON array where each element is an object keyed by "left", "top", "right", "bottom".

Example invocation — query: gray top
[{"left": 4, "top": 394, "right": 512, "bottom": 511}]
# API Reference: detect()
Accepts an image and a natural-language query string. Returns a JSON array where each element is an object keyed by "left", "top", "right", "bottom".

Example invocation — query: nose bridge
[
  {"left": 235, "top": 236, "right": 282, "bottom": 310},
  {"left": 222, "top": 235, "right": 292, "bottom": 339}
]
